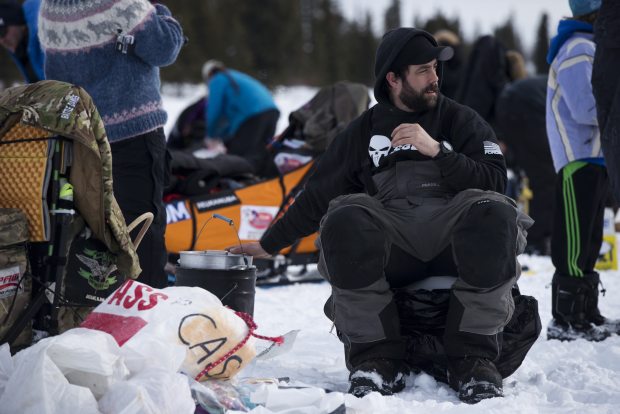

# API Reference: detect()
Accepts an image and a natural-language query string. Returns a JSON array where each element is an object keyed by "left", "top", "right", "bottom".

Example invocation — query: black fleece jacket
[
  {"left": 260, "top": 95, "right": 507, "bottom": 254},
  {"left": 595, "top": 0, "right": 620, "bottom": 48}
]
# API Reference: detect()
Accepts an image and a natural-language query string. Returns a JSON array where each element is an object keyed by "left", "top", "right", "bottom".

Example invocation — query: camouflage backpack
[
  {"left": 0, "top": 81, "right": 143, "bottom": 336},
  {"left": 0, "top": 209, "right": 32, "bottom": 351}
]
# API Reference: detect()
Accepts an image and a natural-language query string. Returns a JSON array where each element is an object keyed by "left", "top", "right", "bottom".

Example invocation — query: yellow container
[{"left": 595, "top": 208, "right": 617, "bottom": 271}]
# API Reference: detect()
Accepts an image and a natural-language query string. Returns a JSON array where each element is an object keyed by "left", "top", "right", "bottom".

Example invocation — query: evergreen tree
[
  {"left": 421, "top": 11, "right": 463, "bottom": 41},
  {"left": 361, "top": 13, "right": 379, "bottom": 85},
  {"left": 384, "top": 0, "right": 401, "bottom": 32},
  {"left": 493, "top": 15, "right": 523, "bottom": 54},
  {"left": 309, "top": 0, "right": 346, "bottom": 84},
  {"left": 297, "top": 0, "right": 317, "bottom": 83},
  {"left": 533, "top": 13, "right": 550, "bottom": 74},
  {"left": 238, "top": 0, "right": 303, "bottom": 86},
  {"left": 165, "top": 0, "right": 252, "bottom": 83},
  {"left": 343, "top": 13, "right": 377, "bottom": 85}
]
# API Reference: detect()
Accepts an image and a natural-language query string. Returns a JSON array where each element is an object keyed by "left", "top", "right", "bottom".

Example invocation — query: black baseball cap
[{"left": 374, "top": 28, "right": 453, "bottom": 104}]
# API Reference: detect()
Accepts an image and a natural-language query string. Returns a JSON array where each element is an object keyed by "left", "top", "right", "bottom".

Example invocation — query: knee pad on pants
[
  {"left": 452, "top": 200, "right": 518, "bottom": 288},
  {"left": 320, "top": 206, "right": 387, "bottom": 289}
]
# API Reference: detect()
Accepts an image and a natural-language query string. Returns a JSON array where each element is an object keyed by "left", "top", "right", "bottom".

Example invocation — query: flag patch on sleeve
[{"left": 483, "top": 141, "right": 502, "bottom": 155}]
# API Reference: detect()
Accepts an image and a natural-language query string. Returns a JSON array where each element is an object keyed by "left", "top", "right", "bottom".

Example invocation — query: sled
[
  {"left": 164, "top": 160, "right": 318, "bottom": 254},
  {"left": 164, "top": 81, "right": 371, "bottom": 283}
]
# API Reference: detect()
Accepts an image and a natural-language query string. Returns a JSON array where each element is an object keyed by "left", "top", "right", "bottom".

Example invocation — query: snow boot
[
  {"left": 547, "top": 272, "right": 612, "bottom": 342},
  {"left": 348, "top": 358, "right": 408, "bottom": 397},
  {"left": 447, "top": 357, "right": 503, "bottom": 404},
  {"left": 583, "top": 272, "right": 620, "bottom": 335}
]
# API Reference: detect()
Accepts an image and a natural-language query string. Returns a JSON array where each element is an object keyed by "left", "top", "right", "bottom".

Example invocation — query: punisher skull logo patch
[{"left": 368, "top": 135, "right": 392, "bottom": 167}]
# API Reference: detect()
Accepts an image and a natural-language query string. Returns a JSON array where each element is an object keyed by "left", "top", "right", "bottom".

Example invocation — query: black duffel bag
[{"left": 394, "top": 284, "right": 542, "bottom": 383}]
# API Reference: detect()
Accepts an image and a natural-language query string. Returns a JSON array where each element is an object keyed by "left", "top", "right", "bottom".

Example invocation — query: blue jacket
[
  {"left": 9, "top": 0, "right": 44, "bottom": 82},
  {"left": 546, "top": 21, "right": 603, "bottom": 172},
  {"left": 39, "top": 0, "right": 184, "bottom": 142},
  {"left": 206, "top": 69, "right": 279, "bottom": 139}
]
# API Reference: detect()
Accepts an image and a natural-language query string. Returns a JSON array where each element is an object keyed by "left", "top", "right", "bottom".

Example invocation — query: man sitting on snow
[{"left": 230, "top": 27, "right": 538, "bottom": 404}]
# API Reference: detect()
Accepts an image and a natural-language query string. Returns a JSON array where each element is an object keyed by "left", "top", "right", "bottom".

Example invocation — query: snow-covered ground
[
  {"left": 162, "top": 86, "right": 620, "bottom": 413},
  {"left": 248, "top": 255, "right": 620, "bottom": 414}
]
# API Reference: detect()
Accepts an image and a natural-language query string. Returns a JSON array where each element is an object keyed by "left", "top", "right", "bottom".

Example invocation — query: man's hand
[
  {"left": 391, "top": 123, "right": 440, "bottom": 157},
  {"left": 227, "top": 241, "right": 270, "bottom": 258}
]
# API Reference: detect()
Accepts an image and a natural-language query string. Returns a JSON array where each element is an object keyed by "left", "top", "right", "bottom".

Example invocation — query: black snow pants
[
  {"left": 551, "top": 162, "right": 608, "bottom": 278},
  {"left": 317, "top": 189, "right": 532, "bottom": 370},
  {"left": 227, "top": 109, "right": 280, "bottom": 179},
  {"left": 111, "top": 129, "right": 169, "bottom": 289}
]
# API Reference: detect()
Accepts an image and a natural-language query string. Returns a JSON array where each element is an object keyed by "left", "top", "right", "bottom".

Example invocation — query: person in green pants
[{"left": 545, "top": 0, "right": 619, "bottom": 341}]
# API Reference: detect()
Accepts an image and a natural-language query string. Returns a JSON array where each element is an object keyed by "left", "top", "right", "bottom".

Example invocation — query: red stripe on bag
[
  {"left": 0, "top": 282, "right": 19, "bottom": 291},
  {"left": 81, "top": 312, "right": 148, "bottom": 346}
]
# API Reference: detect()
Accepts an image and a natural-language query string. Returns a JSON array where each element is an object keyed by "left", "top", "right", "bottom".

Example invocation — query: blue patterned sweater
[{"left": 38, "top": 0, "right": 184, "bottom": 142}]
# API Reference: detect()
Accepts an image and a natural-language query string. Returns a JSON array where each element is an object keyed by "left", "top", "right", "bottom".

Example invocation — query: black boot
[
  {"left": 447, "top": 357, "right": 503, "bottom": 404},
  {"left": 348, "top": 358, "right": 408, "bottom": 397},
  {"left": 547, "top": 273, "right": 611, "bottom": 342},
  {"left": 583, "top": 272, "right": 620, "bottom": 334}
]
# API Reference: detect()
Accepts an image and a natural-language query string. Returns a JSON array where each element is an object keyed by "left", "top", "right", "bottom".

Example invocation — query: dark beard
[{"left": 399, "top": 81, "right": 439, "bottom": 111}]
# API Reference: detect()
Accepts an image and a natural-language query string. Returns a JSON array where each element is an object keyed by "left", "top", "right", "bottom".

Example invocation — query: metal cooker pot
[{"left": 178, "top": 250, "right": 253, "bottom": 270}]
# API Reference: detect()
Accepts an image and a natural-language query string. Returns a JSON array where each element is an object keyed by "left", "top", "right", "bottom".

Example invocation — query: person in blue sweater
[
  {"left": 39, "top": 0, "right": 185, "bottom": 289},
  {"left": 545, "top": 0, "right": 619, "bottom": 342},
  {"left": 202, "top": 60, "right": 280, "bottom": 178},
  {"left": 0, "top": 0, "right": 44, "bottom": 83}
]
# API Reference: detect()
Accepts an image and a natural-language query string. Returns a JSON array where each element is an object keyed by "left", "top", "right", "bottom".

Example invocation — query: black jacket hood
[{"left": 373, "top": 28, "right": 453, "bottom": 105}]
